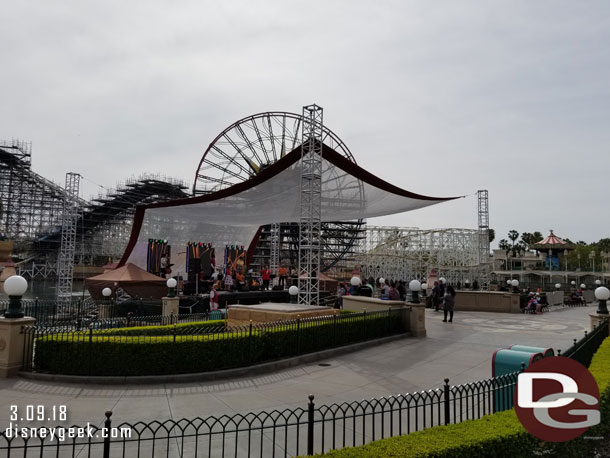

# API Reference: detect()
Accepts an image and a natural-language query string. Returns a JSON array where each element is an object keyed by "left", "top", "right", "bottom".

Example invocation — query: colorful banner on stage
[
  {"left": 224, "top": 245, "right": 246, "bottom": 283},
  {"left": 186, "top": 242, "right": 215, "bottom": 279},
  {"left": 147, "top": 239, "right": 171, "bottom": 277}
]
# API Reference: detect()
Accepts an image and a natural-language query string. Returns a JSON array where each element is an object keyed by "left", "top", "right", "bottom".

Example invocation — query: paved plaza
[{"left": 0, "top": 305, "right": 597, "bottom": 429}]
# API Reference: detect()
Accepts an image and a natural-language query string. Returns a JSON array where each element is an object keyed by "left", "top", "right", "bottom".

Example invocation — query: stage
[{"left": 177, "top": 290, "right": 334, "bottom": 314}]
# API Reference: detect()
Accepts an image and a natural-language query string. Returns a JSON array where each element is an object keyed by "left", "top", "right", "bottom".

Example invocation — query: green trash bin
[
  {"left": 508, "top": 345, "right": 554, "bottom": 358},
  {"left": 492, "top": 349, "right": 543, "bottom": 412}
]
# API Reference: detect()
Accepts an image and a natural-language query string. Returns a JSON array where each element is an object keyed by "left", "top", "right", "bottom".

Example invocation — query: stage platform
[
  {"left": 178, "top": 290, "right": 333, "bottom": 313},
  {"left": 227, "top": 302, "right": 338, "bottom": 326}
]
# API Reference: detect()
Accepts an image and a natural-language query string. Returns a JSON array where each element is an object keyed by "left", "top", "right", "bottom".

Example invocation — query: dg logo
[{"left": 514, "top": 356, "right": 600, "bottom": 442}]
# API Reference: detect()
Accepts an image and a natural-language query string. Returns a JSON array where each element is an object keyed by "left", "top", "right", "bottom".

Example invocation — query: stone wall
[{"left": 455, "top": 291, "right": 521, "bottom": 313}]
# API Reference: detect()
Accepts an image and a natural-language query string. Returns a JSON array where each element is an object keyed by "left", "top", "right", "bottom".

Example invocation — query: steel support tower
[
  {"left": 269, "top": 222, "right": 280, "bottom": 281},
  {"left": 298, "top": 104, "right": 323, "bottom": 305},
  {"left": 477, "top": 189, "right": 490, "bottom": 289},
  {"left": 56, "top": 173, "right": 81, "bottom": 305}
]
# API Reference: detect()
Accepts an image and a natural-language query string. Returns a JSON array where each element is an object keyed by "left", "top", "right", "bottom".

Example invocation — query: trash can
[
  {"left": 492, "top": 349, "right": 543, "bottom": 412},
  {"left": 508, "top": 345, "right": 554, "bottom": 358}
]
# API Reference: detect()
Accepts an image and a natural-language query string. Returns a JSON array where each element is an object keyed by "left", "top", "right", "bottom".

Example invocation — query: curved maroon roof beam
[{"left": 118, "top": 144, "right": 463, "bottom": 267}]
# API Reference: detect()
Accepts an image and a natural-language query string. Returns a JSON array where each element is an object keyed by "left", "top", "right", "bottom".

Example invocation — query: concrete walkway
[{"left": 0, "top": 305, "right": 596, "bottom": 428}]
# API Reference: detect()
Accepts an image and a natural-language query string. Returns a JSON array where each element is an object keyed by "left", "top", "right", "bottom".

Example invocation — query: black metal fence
[
  {"left": 0, "top": 297, "right": 101, "bottom": 323},
  {"left": 5, "top": 317, "right": 608, "bottom": 457},
  {"left": 561, "top": 319, "right": 609, "bottom": 367},
  {"left": 0, "top": 298, "right": 225, "bottom": 329},
  {"left": 22, "top": 308, "right": 407, "bottom": 376},
  {"left": 0, "top": 371, "right": 521, "bottom": 458}
]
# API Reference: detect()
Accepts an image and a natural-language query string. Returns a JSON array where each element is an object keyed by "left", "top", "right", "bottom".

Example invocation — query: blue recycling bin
[
  {"left": 492, "top": 349, "right": 543, "bottom": 412},
  {"left": 508, "top": 345, "right": 554, "bottom": 358},
  {"left": 210, "top": 309, "right": 225, "bottom": 320}
]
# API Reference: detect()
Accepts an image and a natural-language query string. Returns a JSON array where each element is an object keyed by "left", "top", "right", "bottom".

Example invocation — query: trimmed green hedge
[
  {"left": 305, "top": 335, "right": 610, "bottom": 458},
  {"left": 96, "top": 320, "right": 226, "bottom": 336},
  {"left": 34, "top": 312, "right": 404, "bottom": 376},
  {"left": 306, "top": 411, "right": 535, "bottom": 458}
]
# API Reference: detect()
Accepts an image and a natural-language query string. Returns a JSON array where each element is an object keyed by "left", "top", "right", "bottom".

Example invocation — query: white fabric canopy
[{"left": 119, "top": 145, "right": 461, "bottom": 267}]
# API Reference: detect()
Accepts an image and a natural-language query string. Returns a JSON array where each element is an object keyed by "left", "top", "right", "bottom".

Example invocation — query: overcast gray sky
[{"left": 1, "top": 1, "right": 609, "bottom": 246}]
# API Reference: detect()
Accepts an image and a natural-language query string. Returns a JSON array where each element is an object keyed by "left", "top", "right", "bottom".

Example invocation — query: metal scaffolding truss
[
  {"left": 356, "top": 226, "right": 482, "bottom": 285},
  {"left": 269, "top": 222, "right": 280, "bottom": 278},
  {"left": 78, "top": 174, "right": 189, "bottom": 263},
  {"left": 0, "top": 141, "right": 84, "bottom": 248},
  {"left": 298, "top": 104, "right": 323, "bottom": 306},
  {"left": 56, "top": 173, "right": 81, "bottom": 304},
  {"left": 0, "top": 140, "right": 190, "bottom": 278},
  {"left": 477, "top": 189, "right": 491, "bottom": 290}
]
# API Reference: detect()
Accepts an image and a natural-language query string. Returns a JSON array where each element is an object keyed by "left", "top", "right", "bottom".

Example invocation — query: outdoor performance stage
[{"left": 181, "top": 290, "right": 334, "bottom": 312}]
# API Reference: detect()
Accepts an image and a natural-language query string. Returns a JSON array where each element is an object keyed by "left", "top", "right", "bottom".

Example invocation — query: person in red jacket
[{"left": 262, "top": 266, "right": 271, "bottom": 290}]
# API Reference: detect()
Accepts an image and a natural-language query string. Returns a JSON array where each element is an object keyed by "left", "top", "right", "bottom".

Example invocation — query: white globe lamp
[
  {"left": 595, "top": 286, "right": 610, "bottom": 315},
  {"left": 439, "top": 277, "right": 446, "bottom": 284},
  {"left": 555, "top": 283, "right": 561, "bottom": 290},
  {"left": 409, "top": 279, "right": 421, "bottom": 303},
  {"left": 288, "top": 285, "right": 299, "bottom": 303},
  {"left": 166, "top": 277, "right": 178, "bottom": 297},
  {"left": 580, "top": 283, "right": 586, "bottom": 289},
  {"left": 3, "top": 275, "right": 28, "bottom": 318},
  {"left": 511, "top": 279, "right": 519, "bottom": 288},
  {"left": 102, "top": 287, "right": 112, "bottom": 298},
  {"left": 350, "top": 276, "right": 361, "bottom": 286}
]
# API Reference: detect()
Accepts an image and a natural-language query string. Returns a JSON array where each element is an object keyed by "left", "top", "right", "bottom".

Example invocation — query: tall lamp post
[
  {"left": 3, "top": 275, "right": 28, "bottom": 318},
  {"left": 564, "top": 249, "right": 568, "bottom": 284},
  {"left": 590, "top": 251, "right": 596, "bottom": 276}
]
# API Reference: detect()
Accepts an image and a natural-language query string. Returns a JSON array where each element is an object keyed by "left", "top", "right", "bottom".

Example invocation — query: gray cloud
[{"left": 1, "top": 0, "right": 609, "bottom": 245}]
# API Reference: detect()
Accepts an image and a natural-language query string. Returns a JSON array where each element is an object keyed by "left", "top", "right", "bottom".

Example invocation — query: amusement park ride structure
[
  {"left": 0, "top": 139, "right": 188, "bottom": 281},
  {"left": 1, "top": 110, "right": 490, "bottom": 295}
]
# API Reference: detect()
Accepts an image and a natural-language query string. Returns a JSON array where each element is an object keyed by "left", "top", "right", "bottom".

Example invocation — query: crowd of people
[{"left": 335, "top": 277, "right": 458, "bottom": 323}]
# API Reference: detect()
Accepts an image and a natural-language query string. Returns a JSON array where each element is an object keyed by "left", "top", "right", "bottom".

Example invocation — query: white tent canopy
[{"left": 119, "top": 145, "right": 461, "bottom": 267}]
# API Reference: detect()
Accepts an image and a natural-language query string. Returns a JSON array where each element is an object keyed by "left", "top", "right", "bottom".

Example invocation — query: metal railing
[
  {"left": 0, "top": 297, "right": 100, "bottom": 323},
  {"left": 0, "top": 371, "right": 520, "bottom": 458},
  {"left": 0, "top": 298, "right": 219, "bottom": 329},
  {"left": 7, "top": 317, "right": 608, "bottom": 457}
]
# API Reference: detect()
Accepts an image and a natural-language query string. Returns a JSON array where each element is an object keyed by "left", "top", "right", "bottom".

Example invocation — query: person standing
[
  {"left": 224, "top": 268, "right": 233, "bottom": 291},
  {"left": 159, "top": 254, "right": 168, "bottom": 278},
  {"left": 397, "top": 281, "right": 407, "bottom": 301},
  {"left": 209, "top": 284, "right": 219, "bottom": 311},
  {"left": 278, "top": 264, "right": 288, "bottom": 289},
  {"left": 432, "top": 281, "right": 441, "bottom": 311},
  {"left": 262, "top": 266, "right": 271, "bottom": 290},
  {"left": 337, "top": 282, "right": 348, "bottom": 309},
  {"left": 443, "top": 285, "right": 456, "bottom": 322}
]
